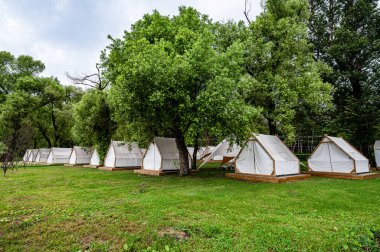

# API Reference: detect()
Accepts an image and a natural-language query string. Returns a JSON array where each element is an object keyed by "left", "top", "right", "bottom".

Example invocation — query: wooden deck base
[
  {"left": 225, "top": 173, "right": 311, "bottom": 184},
  {"left": 98, "top": 166, "right": 140, "bottom": 171},
  {"left": 82, "top": 165, "right": 99, "bottom": 169},
  {"left": 303, "top": 171, "right": 380, "bottom": 180}
]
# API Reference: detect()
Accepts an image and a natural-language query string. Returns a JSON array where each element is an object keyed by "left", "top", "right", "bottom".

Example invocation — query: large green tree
[
  {"left": 244, "top": 0, "right": 333, "bottom": 142},
  {"left": 308, "top": 0, "right": 380, "bottom": 157},
  {"left": 105, "top": 7, "right": 260, "bottom": 175}
]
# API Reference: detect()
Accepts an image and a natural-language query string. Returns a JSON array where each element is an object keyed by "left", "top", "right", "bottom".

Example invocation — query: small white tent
[
  {"left": 200, "top": 140, "right": 240, "bottom": 167},
  {"left": 104, "top": 141, "right": 142, "bottom": 168},
  {"left": 90, "top": 149, "right": 100, "bottom": 166},
  {"left": 27, "top": 149, "right": 39, "bottom": 162},
  {"left": 46, "top": 148, "right": 72, "bottom": 164},
  {"left": 374, "top": 141, "right": 380, "bottom": 168},
  {"left": 235, "top": 134, "right": 299, "bottom": 176},
  {"left": 142, "top": 137, "right": 191, "bottom": 171},
  {"left": 308, "top": 136, "right": 369, "bottom": 174},
  {"left": 23, "top": 149, "right": 31, "bottom": 162},
  {"left": 69, "top": 146, "right": 93, "bottom": 165},
  {"left": 35, "top": 148, "right": 51, "bottom": 163}
]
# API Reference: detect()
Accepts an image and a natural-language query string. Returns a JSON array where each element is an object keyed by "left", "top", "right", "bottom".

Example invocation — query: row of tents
[{"left": 23, "top": 135, "right": 380, "bottom": 177}]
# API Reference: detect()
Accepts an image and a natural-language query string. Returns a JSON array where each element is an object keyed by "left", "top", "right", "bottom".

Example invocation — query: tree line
[{"left": 1, "top": 0, "right": 379, "bottom": 175}]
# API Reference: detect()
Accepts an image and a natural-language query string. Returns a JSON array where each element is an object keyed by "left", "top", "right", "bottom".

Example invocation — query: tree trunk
[
  {"left": 174, "top": 132, "right": 190, "bottom": 176},
  {"left": 51, "top": 109, "right": 58, "bottom": 146},
  {"left": 350, "top": 77, "right": 362, "bottom": 99},
  {"left": 268, "top": 117, "right": 277, "bottom": 135},
  {"left": 192, "top": 137, "right": 199, "bottom": 170}
]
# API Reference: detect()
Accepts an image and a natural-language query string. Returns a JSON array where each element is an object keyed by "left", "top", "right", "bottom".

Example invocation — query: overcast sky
[{"left": 0, "top": 0, "right": 262, "bottom": 84}]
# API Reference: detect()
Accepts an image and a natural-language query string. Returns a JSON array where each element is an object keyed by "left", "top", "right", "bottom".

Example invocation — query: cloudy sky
[{"left": 0, "top": 0, "right": 262, "bottom": 84}]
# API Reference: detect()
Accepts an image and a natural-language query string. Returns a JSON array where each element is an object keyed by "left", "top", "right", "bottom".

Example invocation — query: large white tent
[
  {"left": 374, "top": 140, "right": 380, "bottom": 168},
  {"left": 199, "top": 139, "right": 240, "bottom": 167},
  {"left": 35, "top": 148, "right": 51, "bottom": 163},
  {"left": 27, "top": 149, "right": 39, "bottom": 162},
  {"left": 23, "top": 149, "right": 31, "bottom": 162},
  {"left": 69, "top": 146, "right": 93, "bottom": 165},
  {"left": 235, "top": 134, "right": 299, "bottom": 176},
  {"left": 46, "top": 148, "right": 72, "bottom": 164},
  {"left": 142, "top": 137, "right": 191, "bottom": 171},
  {"left": 104, "top": 141, "right": 142, "bottom": 168},
  {"left": 308, "top": 136, "right": 369, "bottom": 174}
]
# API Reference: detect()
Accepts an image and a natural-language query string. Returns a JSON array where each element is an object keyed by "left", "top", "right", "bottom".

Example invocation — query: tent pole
[{"left": 327, "top": 143, "right": 333, "bottom": 172}]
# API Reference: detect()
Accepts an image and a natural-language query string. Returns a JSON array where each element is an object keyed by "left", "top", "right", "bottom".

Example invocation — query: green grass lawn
[{"left": 1, "top": 165, "right": 380, "bottom": 251}]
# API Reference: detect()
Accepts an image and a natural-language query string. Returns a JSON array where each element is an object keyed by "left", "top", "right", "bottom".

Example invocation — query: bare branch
[{"left": 244, "top": 0, "right": 252, "bottom": 25}]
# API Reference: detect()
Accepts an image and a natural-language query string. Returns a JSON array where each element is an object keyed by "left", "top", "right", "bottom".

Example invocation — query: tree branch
[{"left": 244, "top": 0, "right": 252, "bottom": 25}]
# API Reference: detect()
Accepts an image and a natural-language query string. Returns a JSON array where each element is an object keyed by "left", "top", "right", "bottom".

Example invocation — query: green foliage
[
  {"left": 308, "top": 0, "right": 380, "bottom": 156},
  {"left": 245, "top": 0, "right": 333, "bottom": 142},
  {"left": 72, "top": 90, "right": 116, "bottom": 160},
  {"left": 105, "top": 7, "right": 261, "bottom": 173},
  {"left": 0, "top": 51, "right": 81, "bottom": 161}
]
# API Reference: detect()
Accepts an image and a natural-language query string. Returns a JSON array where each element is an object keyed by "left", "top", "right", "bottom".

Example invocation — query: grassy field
[{"left": 1, "top": 165, "right": 380, "bottom": 251}]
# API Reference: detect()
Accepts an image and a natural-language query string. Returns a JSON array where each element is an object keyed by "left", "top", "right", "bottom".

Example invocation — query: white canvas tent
[
  {"left": 187, "top": 147, "right": 204, "bottom": 160},
  {"left": 104, "top": 141, "right": 142, "bottom": 168},
  {"left": 199, "top": 146, "right": 214, "bottom": 160},
  {"left": 235, "top": 134, "right": 299, "bottom": 176},
  {"left": 90, "top": 149, "right": 100, "bottom": 166},
  {"left": 27, "top": 149, "right": 39, "bottom": 162},
  {"left": 23, "top": 149, "right": 31, "bottom": 162},
  {"left": 35, "top": 148, "right": 51, "bottom": 163},
  {"left": 69, "top": 146, "right": 93, "bottom": 165},
  {"left": 46, "top": 148, "right": 72, "bottom": 164},
  {"left": 308, "top": 136, "right": 369, "bottom": 174},
  {"left": 142, "top": 137, "right": 191, "bottom": 171},
  {"left": 374, "top": 140, "right": 380, "bottom": 168},
  {"left": 200, "top": 140, "right": 240, "bottom": 168}
]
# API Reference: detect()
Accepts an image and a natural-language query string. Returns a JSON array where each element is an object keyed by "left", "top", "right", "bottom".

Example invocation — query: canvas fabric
[
  {"left": 308, "top": 136, "right": 369, "bottom": 173},
  {"left": 375, "top": 141, "right": 380, "bottom": 168},
  {"left": 200, "top": 140, "right": 241, "bottom": 168}
]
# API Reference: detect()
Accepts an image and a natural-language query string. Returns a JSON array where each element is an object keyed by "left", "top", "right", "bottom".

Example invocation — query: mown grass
[{"left": 1, "top": 165, "right": 380, "bottom": 251}]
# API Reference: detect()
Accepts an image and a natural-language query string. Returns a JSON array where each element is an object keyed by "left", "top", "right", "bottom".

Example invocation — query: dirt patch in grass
[{"left": 158, "top": 227, "right": 191, "bottom": 240}]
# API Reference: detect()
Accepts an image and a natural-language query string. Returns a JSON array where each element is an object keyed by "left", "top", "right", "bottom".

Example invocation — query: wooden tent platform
[
  {"left": 134, "top": 169, "right": 199, "bottom": 176},
  {"left": 98, "top": 166, "right": 140, "bottom": 171},
  {"left": 225, "top": 173, "right": 311, "bottom": 184},
  {"left": 82, "top": 165, "right": 99, "bottom": 169},
  {"left": 303, "top": 171, "right": 380, "bottom": 180}
]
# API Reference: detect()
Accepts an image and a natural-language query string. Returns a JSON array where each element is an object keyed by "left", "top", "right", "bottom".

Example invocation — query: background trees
[
  {"left": 244, "top": 0, "right": 333, "bottom": 142},
  {"left": 0, "top": 51, "right": 81, "bottom": 164},
  {"left": 1, "top": 0, "right": 379, "bottom": 170},
  {"left": 308, "top": 0, "right": 380, "bottom": 158}
]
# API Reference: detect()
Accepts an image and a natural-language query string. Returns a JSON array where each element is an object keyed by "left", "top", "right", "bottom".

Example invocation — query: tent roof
[
  {"left": 153, "top": 137, "right": 181, "bottom": 160},
  {"left": 324, "top": 136, "right": 367, "bottom": 161},
  {"left": 51, "top": 147, "right": 72, "bottom": 155},
  {"left": 31, "top": 149, "right": 39, "bottom": 155},
  {"left": 111, "top": 141, "right": 142, "bottom": 158},
  {"left": 38, "top": 148, "right": 51, "bottom": 156},
  {"left": 251, "top": 134, "right": 298, "bottom": 162},
  {"left": 72, "top": 146, "right": 93, "bottom": 157},
  {"left": 200, "top": 139, "right": 240, "bottom": 167},
  {"left": 375, "top": 140, "right": 380, "bottom": 150}
]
